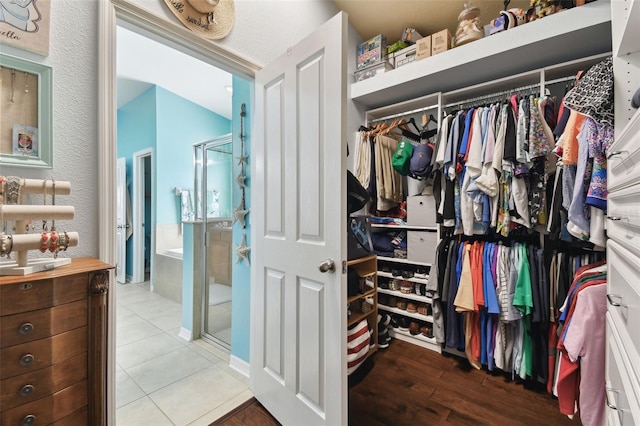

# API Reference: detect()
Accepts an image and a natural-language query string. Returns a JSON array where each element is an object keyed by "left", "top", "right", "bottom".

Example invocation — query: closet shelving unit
[
  {"left": 605, "top": 0, "right": 640, "bottom": 423},
  {"left": 374, "top": 222, "right": 440, "bottom": 352},
  {"left": 346, "top": 254, "right": 379, "bottom": 354},
  {"left": 352, "top": 0, "right": 613, "bottom": 355}
]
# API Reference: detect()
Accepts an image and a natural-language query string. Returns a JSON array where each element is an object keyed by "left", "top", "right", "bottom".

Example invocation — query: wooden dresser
[{"left": 0, "top": 258, "right": 112, "bottom": 426}]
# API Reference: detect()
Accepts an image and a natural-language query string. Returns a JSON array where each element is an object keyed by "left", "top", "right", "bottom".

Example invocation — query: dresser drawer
[
  {"left": 607, "top": 240, "right": 640, "bottom": 383},
  {"left": 0, "top": 274, "right": 87, "bottom": 317},
  {"left": 607, "top": 184, "right": 640, "bottom": 254},
  {"left": 0, "top": 300, "right": 87, "bottom": 348},
  {"left": 52, "top": 406, "right": 87, "bottom": 425},
  {"left": 606, "top": 314, "right": 640, "bottom": 425},
  {"left": 0, "top": 327, "right": 87, "bottom": 380},
  {"left": 0, "top": 353, "right": 87, "bottom": 411},
  {"left": 608, "top": 109, "right": 640, "bottom": 193},
  {"left": 0, "top": 380, "right": 87, "bottom": 426}
]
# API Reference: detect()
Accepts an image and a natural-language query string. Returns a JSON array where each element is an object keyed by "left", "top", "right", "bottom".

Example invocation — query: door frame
[
  {"left": 98, "top": 1, "right": 259, "bottom": 423},
  {"left": 132, "top": 148, "right": 153, "bottom": 285},
  {"left": 116, "top": 157, "right": 127, "bottom": 284}
]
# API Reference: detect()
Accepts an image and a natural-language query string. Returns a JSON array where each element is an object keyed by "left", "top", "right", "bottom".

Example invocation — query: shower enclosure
[{"left": 193, "top": 134, "right": 234, "bottom": 349}]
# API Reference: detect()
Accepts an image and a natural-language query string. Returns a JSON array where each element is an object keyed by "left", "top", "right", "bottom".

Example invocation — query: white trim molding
[
  {"left": 100, "top": 2, "right": 258, "bottom": 424},
  {"left": 179, "top": 327, "right": 193, "bottom": 342},
  {"left": 229, "top": 354, "right": 250, "bottom": 379}
]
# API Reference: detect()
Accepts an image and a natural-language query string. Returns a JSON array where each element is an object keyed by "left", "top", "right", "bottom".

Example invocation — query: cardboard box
[
  {"left": 393, "top": 45, "right": 417, "bottom": 68},
  {"left": 357, "top": 34, "right": 387, "bottom": 70},
  {"left": 402, "top": 28, "right": 423, "bottom": 44},
  {"left": 415, "top": 35, "right": 432, "bottom": 60},
  {"left": 431, "top": 29, "right": 452, "bottom": 56}
]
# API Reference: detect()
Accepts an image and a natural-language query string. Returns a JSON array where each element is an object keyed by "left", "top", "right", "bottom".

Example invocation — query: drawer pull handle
[
  {"left": 605, "top": 387, "right": 620, "bottom": 411},
  {"left": 19, "top": 323, "right": 34, "bottom": 335},
  {"left": 20, "top": 354, "right": 34, "bottom": 366},
  {"left": 607, "top": 150, "right": 628, "bottom": 159},
  {"left": 19, "top": 283, "right": 33, "bottom": 291},
  {"left": 607, "top": 294, "right": 623, "bottom": 307},
  {"left": 19, "top": 384, "right": 35, "bottom": 397},
  {"left": 21, "top": 415, "right": 36, "bottom": 426}
]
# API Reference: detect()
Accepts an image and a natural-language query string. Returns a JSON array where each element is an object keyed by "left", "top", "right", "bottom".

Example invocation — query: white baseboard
[
  {"left": 178, "top": 327, "right": 193, "bottom": 342},
  {"left": 229, "top": 355, "right": 250, "bottom": 379}
]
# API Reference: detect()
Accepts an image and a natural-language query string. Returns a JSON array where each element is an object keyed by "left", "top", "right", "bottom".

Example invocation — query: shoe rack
[
  {"left": 373, "top": 216, "right": 441, "bottom": 354},
  {"left": 347, "top": 253, "right": 379, "bottom": 354}
]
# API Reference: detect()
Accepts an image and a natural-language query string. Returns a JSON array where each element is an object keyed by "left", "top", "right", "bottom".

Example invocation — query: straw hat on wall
[{"left": 163, "top": 0, "right": 235, "bottom": 40}]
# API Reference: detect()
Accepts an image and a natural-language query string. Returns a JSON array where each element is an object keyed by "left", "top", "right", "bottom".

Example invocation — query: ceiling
[
  {"left": 116, "top": 26, "right": 233, "bottom": 118},
  {"left": 116, "top": 1, "right": 531, "bottom": 118},
  {"left": 335, "top": 0, "right": 530, "bottom": 43}
]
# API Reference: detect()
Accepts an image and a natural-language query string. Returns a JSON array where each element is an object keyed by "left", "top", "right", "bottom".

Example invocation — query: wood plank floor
[{"left": 212, "top": 339, "right": 577, "bottom": 425}]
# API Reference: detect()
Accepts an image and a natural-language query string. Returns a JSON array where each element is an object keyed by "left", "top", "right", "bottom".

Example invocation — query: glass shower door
[{"left": 194, "top": 134, "right": 234, "bottom": 349}]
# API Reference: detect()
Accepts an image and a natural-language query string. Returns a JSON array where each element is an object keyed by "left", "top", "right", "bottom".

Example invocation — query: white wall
[
  {"left": 1, "top": 1, "right": 100, "bottom": 257},
  {"left": 125, "top": 0, "right": 340, "bottom": 67}
]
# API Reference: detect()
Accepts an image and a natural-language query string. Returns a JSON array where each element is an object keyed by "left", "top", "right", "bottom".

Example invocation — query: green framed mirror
[{"left": 0, "top": 54, "right": 52, "bottom": 168}]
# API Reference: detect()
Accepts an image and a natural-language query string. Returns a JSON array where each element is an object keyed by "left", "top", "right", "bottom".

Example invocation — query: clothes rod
[
  {"left": 368, "top": 104, "right": 439, "bottom": 124},
  {"left": 443, "top": 75, "right": 578, "bottom": 110}
]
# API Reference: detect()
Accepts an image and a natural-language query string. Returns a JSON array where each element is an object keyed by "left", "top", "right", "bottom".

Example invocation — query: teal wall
[
  {"left": 155, "top": 87, "right": 231, "bottom": 225},
  {"left": 116, "top": 87, "right": 157, "bottom": 278},
  {"left": 117, "top": 86, "right": 231, "bottom": 277},
  {"left": 231, "top": 75, "right": 252, "bottom": 363}
]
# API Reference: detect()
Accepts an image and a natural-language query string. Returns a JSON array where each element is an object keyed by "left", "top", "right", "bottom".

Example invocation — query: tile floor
[{"left": 115, "top": 281, "right": 252, "bottom": 425}]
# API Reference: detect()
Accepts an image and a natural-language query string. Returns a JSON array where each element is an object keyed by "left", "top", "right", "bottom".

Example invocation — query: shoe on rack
[
  {"left": 400, "top": 281, "right": 414, "bottom": 294},
  {"left": 390, "top": 279, "right": 402, "bottom": 291},
  {"left": 378, "top": 330, "right": 390, "bottom": 348},
  {"left": 401, "top": 270, "right": 414, "bottom": 279},
  {"left": 406, "top": 302, "right": 418, "bottom": 313},
  {"left": 379, "top": 279, "right": 389, "bottom": 290},
  {"left": 414, "top": 283, "right": 422, "bottom": 296},
  {"left": 399, "top": 317, "right": 410, "bottom": 331},
  {"left": 390, "top": 315, "right": 400, "bottom": 329},
  {"left": 396, "top": 299, "right": 407, "bottom": 310},
  {"left": 388, "top": 296, "right": 398, "bottom": 308},
  {"left": 420, "top": 326, "right": 433, "bottom": 338},
  {"left": 378, "top": 294, "right": 389, "bottom": 306},
  {"left": 409, "top": 321, "right": 421, "bottom": 336},
  {"left": 379, "top": 313, "right": 391, "bottom": 328},
  {"left": 414, "top": 267, "right": 429, "bottom": 279},
  {"left": 392, "top": 269, "right": 403, "bottom": 277},
  {"left": 417, "top": 304, "right": 430, "bottom": 316},
  {"left": 381, "top": 263, "right": 392, "bottom": 273}
]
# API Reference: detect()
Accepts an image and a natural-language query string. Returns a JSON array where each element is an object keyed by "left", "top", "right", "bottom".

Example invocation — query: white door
[
  {"left": 251, "top": 12, "right": 348, "bottom": 426},
  {"left": 116, "top": 157, "right": 127, "bottom": 283}
]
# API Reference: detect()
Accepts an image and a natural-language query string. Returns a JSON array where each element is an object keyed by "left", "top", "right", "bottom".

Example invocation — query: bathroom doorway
[{"left": 194, "top": 135, "right": 234, "bottom": 349}]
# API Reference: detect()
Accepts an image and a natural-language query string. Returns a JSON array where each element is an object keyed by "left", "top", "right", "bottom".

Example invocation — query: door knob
[{"left": 318, "top": 259, "right": 335, "bottom": 273}]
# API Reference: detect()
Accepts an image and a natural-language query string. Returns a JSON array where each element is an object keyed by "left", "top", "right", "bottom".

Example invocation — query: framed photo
[
  {"left": 12, "top": 124, "right": 38, "bottom": 157},
  {"left": 0, "top": 0, "right": 51, "bottom": 56},
  {"left": 0, "top": 53, "right": 52, "bottom": 168}
]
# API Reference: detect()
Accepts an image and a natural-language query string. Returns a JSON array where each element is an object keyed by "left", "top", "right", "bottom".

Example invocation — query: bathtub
[
  {"left": 164, "top": 248, "right": 183, "bottom": 259},
  {"left": 154, "top": 248, "right": 183, "bottom": 304}
]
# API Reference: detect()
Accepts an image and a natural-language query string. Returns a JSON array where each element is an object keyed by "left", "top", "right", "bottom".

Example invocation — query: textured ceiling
[{"left": 333, "top": 0, "right": 530, "bottom": 43}]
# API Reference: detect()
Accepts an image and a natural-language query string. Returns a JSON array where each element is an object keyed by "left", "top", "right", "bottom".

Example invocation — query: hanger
[{"left": 407, "top": 117, "right": 421, "bottom": 133}]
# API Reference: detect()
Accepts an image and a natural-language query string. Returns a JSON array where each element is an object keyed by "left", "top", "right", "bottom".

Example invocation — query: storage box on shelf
[{"left": 350, "top": 0, "right": 611, "bottom": 108}]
